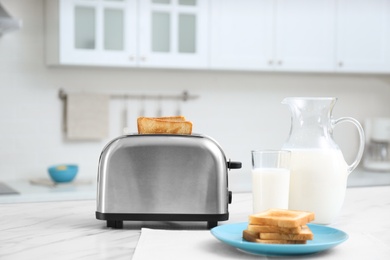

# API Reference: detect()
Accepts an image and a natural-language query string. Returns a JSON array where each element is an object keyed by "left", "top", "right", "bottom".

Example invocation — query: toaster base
[{"left": 96, "top": 212, "right": 229, "bottom": 229}]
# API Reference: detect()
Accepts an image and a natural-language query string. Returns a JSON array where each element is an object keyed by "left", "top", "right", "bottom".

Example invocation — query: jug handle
[{"left": 332, "top": 117, "right": 365, "bottom": 174}]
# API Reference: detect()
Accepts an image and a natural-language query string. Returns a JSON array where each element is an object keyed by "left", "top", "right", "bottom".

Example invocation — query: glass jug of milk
[{"left": 282, "top": 97, "right": 365, "bottom": 224}]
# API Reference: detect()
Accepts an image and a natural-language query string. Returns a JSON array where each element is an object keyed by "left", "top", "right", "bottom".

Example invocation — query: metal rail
[{"left": 58, "top": 89, "right": 199, "bottom": 102}]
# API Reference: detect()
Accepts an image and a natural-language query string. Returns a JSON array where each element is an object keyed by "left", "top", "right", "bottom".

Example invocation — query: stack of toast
[
  {"left": 243, "top": 209, "right": 315, "bottom": 244},
  {"left": 137, "top": 116, "right": 193, "bottom": 135}
]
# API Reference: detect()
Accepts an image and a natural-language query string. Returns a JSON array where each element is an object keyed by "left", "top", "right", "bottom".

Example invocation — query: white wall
[{"left": 1, "top": 0, "right": 390, "bottom": 192}]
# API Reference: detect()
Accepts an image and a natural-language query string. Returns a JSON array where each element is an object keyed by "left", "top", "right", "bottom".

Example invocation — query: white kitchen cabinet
[
  {"left": 210, "top": 0, "right": 335, "bottom": 72},
  {"left": 46, "top": 0, "right": 208, "bottom": 68},
  {"left": 336, "top": 0, "right": 390, "bottom": 73},
  {"left": 274, "top": 0, "right": 335, "bottom": 71},
  {"left": 138, "top": 0, "right": 209, "bottom": 68},
  {"left": 209, "top": 0, "right": 273, "bottom": 71},
  {"left": 46, "top": 0, "right": 390, "bottom": 73},
  {"left": 46, "top": 0, "right": 138, "bottom": 67}
]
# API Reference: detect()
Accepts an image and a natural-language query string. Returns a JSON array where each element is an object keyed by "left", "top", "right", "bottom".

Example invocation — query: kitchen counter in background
[
  {"left": 0, "top": 179, "right": 96, "bottom": 203},
  {"left": 347, "top": 168, "right": 390, "bottom": 187},
  {"left": 0, "top": 168, "right": 389, "bottom": 204},
  {"left": 0, "top": 186, "right": 389, "bottom": 259}
]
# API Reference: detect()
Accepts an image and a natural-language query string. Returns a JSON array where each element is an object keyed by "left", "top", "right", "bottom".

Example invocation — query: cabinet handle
[
  {"left": 140, "top": 56, "right": 146, "bottom": 62},
  {"left": 338, "top": 62, "right": 343, "bottom": 67},
  {"left": 129, "top": 56, "right": 134, "bottom": 61},
  {"left": 268, "top": 60, "right": 273, "bottom": 65},
  {"left": 278, "top": 60, "right": 283, "bottom": 66}
]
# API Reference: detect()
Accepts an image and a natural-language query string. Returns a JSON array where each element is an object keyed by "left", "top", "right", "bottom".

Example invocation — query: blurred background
[{"left": 1, "top": 0, "right": 390, "bottom": 201}]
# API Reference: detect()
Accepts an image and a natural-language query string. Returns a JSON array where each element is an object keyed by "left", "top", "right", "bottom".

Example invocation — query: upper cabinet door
[
  {"left": 59, "top": 0, "right": 137, "bottom": 67},
  {"left": 336, "top": 0, "right": 390, "bottom": 73},
  {"left": 138, "top": 0, "right": 209, "bottom": 69},
  {"left": 209, "top": 0, "right": 335, "bottom": 72},
  {"left": 209, "top": 0, "right": 274, "bottom": 71},
  {"left": 275, "top": 0, "right": 336, "bottom": 72}
]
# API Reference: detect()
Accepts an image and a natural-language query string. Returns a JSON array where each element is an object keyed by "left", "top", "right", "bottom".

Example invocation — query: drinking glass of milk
[{"left": 251, "top": 150, "right": 291, "bottom": 213}]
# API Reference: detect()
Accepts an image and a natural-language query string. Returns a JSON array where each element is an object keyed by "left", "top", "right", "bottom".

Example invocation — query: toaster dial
[{"left": 227, "top": 160, "right": 242, "bottom": 170}]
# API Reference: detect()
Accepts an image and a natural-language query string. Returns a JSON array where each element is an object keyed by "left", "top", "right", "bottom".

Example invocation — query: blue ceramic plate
[{"left": 211, "top": 222, "right": 348, "bottom": 256}]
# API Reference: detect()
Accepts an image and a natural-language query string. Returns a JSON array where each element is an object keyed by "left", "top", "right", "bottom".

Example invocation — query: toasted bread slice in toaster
[
  {"left": 137, "top": 116, "right": 193, "bottom": 135},
  {"left": 152, "top": 116, "right": 186, "bottom": 121},
  {"left": 243, "top": 230, "right": 307, "bottom": 244},
  {"left": 249, "top": 209, "right": 315, "bottom": 228}
]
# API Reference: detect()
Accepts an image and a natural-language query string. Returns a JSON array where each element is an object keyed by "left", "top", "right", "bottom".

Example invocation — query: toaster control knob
[
  {"left": 228, "top": 191, "right": 232, "bottom": 204},
  {"left": 227, "top": 160, "right": 242, "bottom": 170}
]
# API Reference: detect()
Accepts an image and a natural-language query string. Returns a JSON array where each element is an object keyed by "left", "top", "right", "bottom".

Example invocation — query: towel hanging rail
[{"left": 58, "top": 89, "right": 199, "bottom": 102}]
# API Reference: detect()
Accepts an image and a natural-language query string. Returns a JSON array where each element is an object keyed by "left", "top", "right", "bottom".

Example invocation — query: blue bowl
[{"left": 48, "top": 164, "right": 78, "bottom": 183}]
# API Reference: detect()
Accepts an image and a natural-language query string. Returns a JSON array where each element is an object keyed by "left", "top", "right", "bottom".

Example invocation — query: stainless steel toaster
[{"left": 96, "top": 134, "right": 241, "bottom": 229}]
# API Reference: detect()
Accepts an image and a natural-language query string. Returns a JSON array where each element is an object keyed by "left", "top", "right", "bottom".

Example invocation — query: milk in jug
[{"left": 282, "top": 97, "right": 365, "bottom": 224}]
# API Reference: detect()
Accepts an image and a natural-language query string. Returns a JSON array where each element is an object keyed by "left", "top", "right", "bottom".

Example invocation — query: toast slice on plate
[
  {"left": 244, "top": 209, "right": 315, "bottom": 244},
  {"left": 258, "top": 225, "right": 313, "bottom": 240},
  {"left": 249, "top": 209, "right": 315, "bottom": 228},
  {"left": 247, "top": 224, "right": 302, "bottom": 234},
  {"left": 243, "top": 230, "right": 307, "bottom": 244}
]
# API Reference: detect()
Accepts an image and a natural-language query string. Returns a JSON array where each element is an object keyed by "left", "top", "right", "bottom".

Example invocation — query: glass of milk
[{"left": 251, "top": 150, "right": 291, "bottom": 214}]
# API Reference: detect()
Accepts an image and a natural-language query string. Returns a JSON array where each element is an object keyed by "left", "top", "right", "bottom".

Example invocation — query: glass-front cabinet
[
  {"left": 138, "top": 0, "right": 208, "bottom": 68},
  {"left": 46, "top": 0, "right": 208, "bottom": 68},
  {"left": 46, "top": 0, "right": 137, "bottom": 66}
]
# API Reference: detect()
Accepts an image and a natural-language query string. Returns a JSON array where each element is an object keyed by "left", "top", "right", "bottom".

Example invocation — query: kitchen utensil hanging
[
  {"left": 122, "top": 95, "right": 130, "bottom": 135},
  {"left": 59, "top": 90, "right": 199, "bottom": 133},
  {"left": 139, "top": 96, "right": 146, "bottom": 117},
  {"left": 175, "top": 96, "right": 181, "bottom": 115},
  {"left": 156, "top": 95, "right": 162, "bottom": 117}
]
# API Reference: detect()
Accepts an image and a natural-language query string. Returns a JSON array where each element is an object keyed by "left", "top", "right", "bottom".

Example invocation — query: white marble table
[
  {"left": 0, "top": 186, "right": 389, "bottom": 259},
  {"left": 0, "top": 179, "right": 96, "bottom": 204}
]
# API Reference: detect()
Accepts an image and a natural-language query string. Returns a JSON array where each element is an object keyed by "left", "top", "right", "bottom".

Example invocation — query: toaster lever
[{"left": 227, "top": 160, "right": 242, "bottom": 170}]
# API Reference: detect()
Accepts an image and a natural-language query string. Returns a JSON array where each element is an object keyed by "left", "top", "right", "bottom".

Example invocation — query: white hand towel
[
  {"left": 66, "top": 93, "right": 109, "bottom": 140},
  {"left": 132, "top": 228, "right": 266, "bottom": 260}
]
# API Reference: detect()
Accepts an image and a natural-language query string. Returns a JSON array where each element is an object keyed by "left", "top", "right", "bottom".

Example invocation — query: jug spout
[
  {"left": 281, "top": 97, "right": 337, "bottom": 113},
  {"left": 282, "top": 97, "right": 338, "bottom": 149}
]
